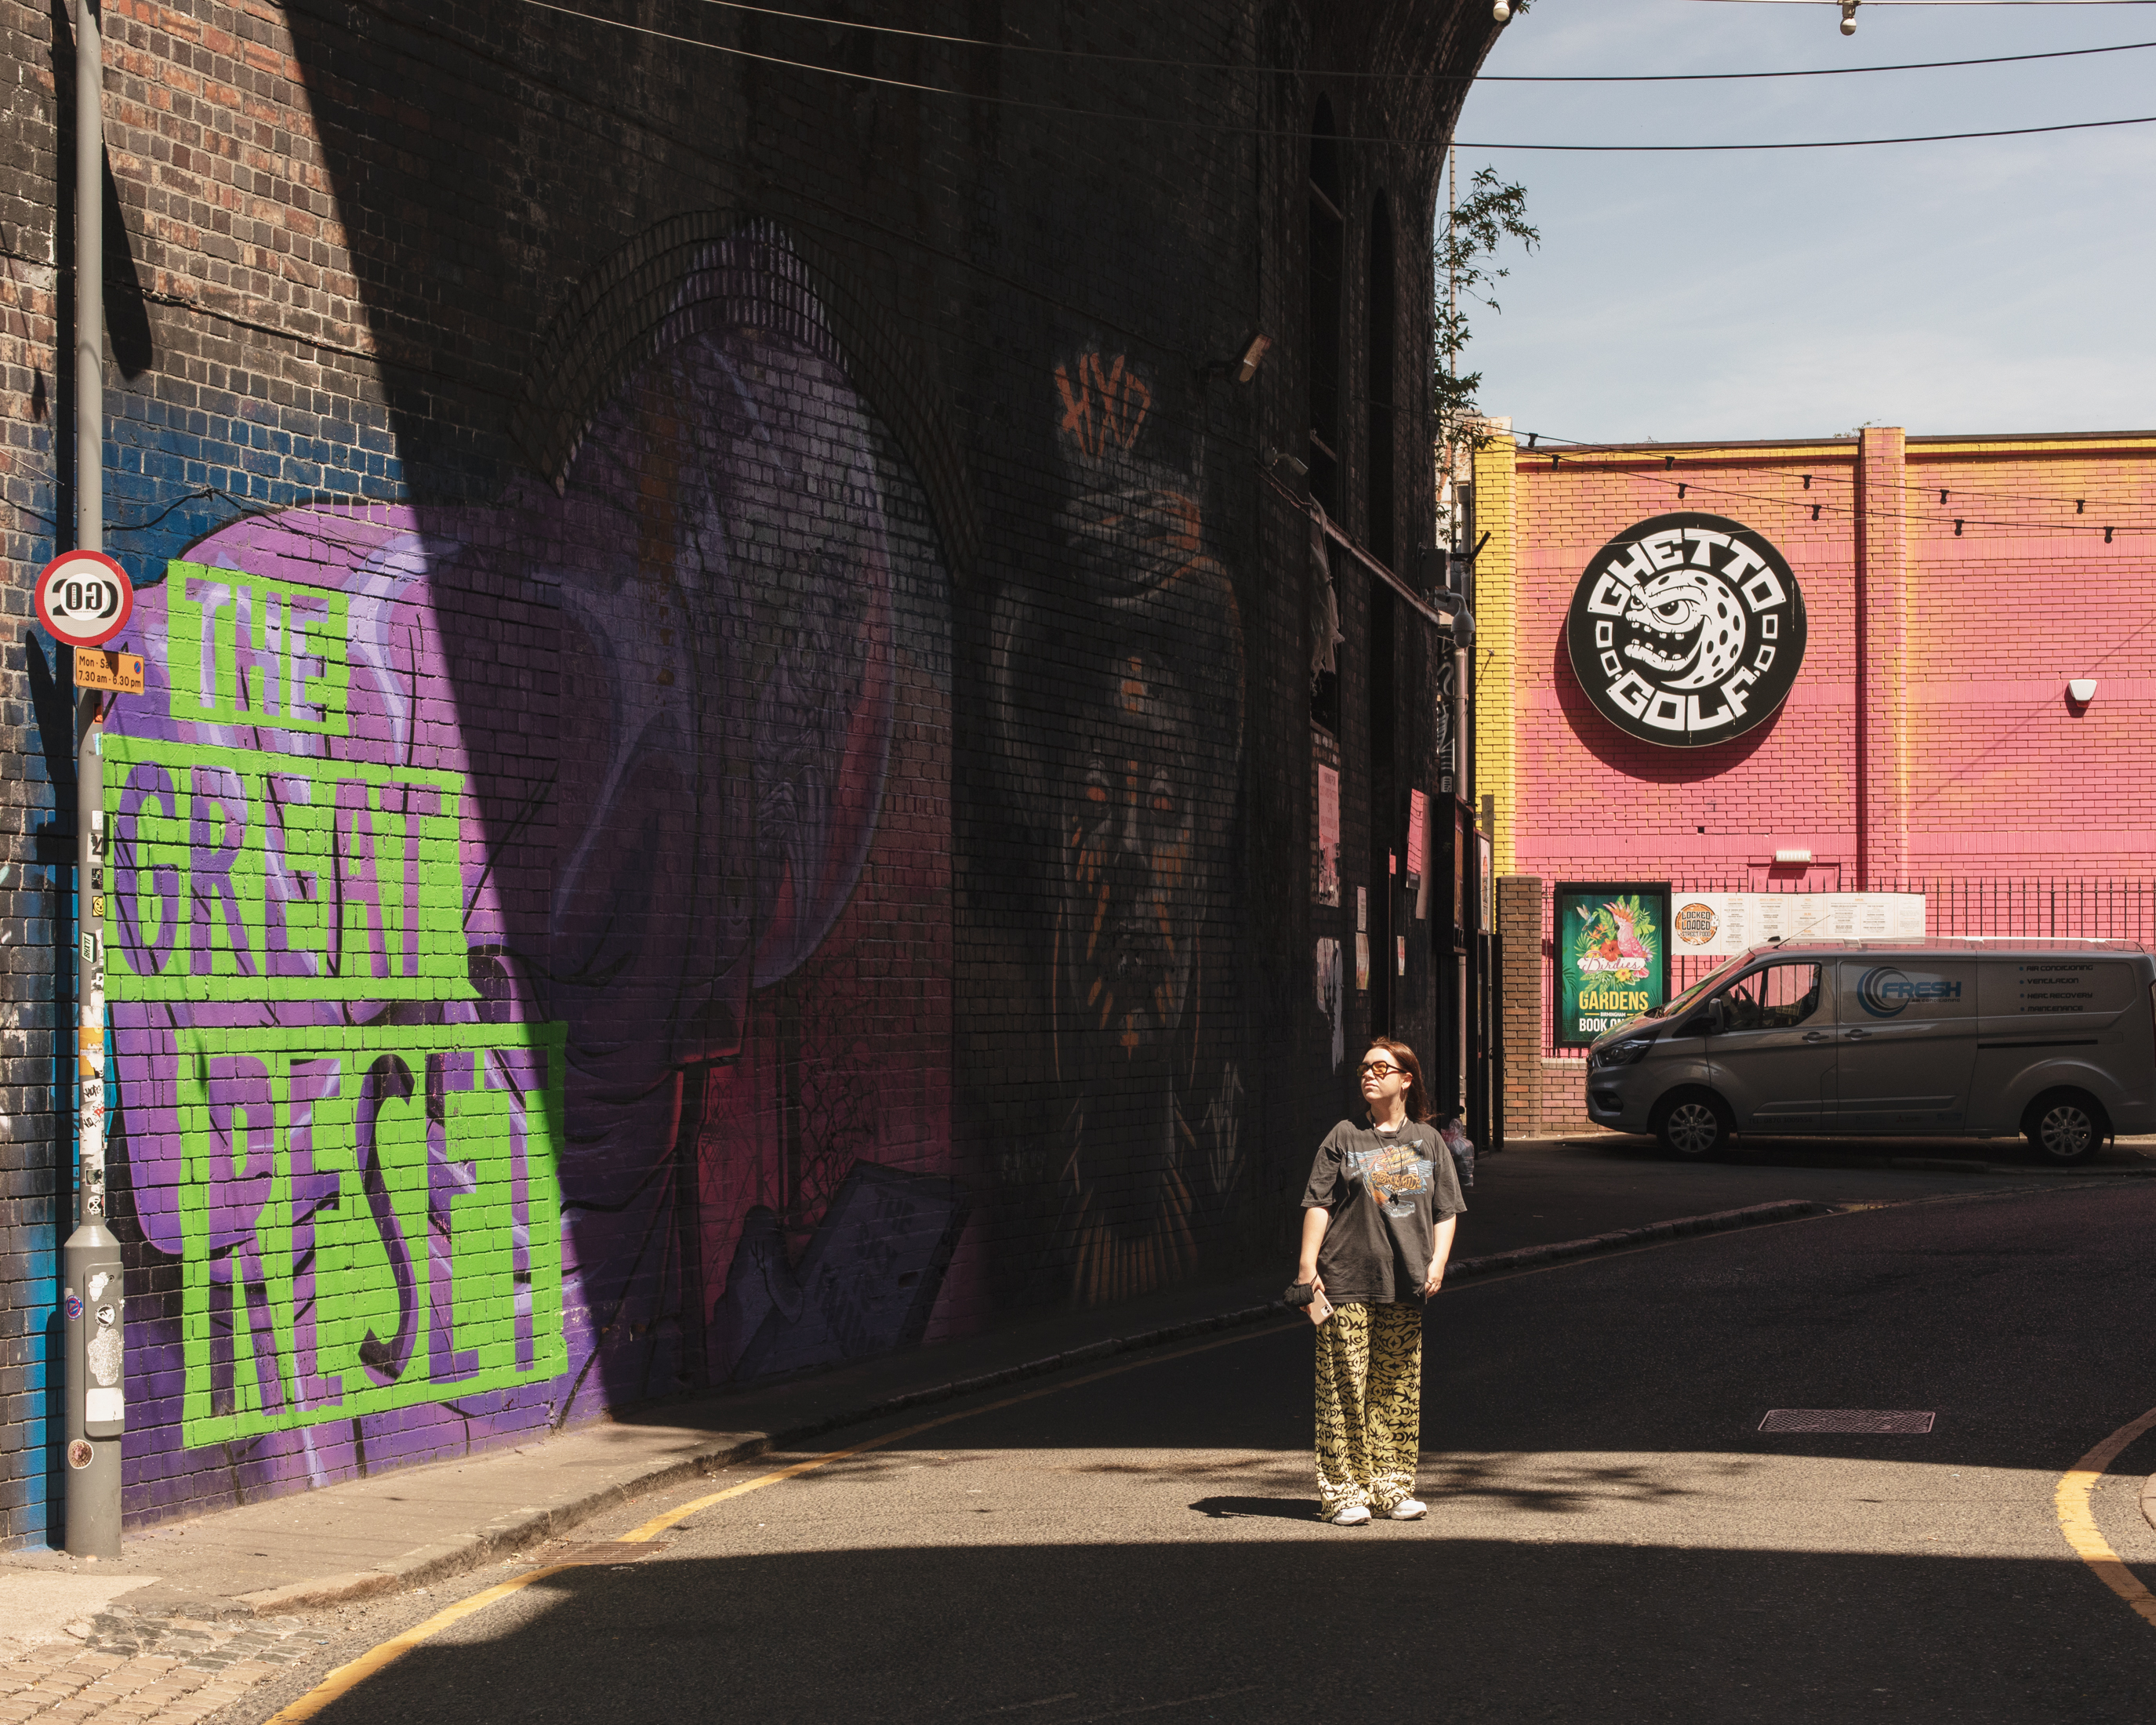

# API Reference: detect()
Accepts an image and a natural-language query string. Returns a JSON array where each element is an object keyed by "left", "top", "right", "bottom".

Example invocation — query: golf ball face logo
[
  {"left": 1565, "top": 512, "right": 1806, "bottom": 748},
  {"left": 1857, "top": 966, "right": 1962, "bottom": 1019}
]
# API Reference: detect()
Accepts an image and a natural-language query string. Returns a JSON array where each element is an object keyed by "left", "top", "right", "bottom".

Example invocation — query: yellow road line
[
  {"left": 2055, "top": 1404, "right": 2156, "bottom": 1630},
  {"left": 267, "top": 1211, "right": 1870, "bottom": 1721},
  {"left": 263, "top": 1320, "right": 1301, "bottom": 1722},
  {"left": 261, "top": 1564, "right": 585, "bottom": 1723}
]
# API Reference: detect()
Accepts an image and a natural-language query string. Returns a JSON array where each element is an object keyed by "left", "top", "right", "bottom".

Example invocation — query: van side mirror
[{"left": 1678, "top": 997, "right": 1727, "bottom": 1037}]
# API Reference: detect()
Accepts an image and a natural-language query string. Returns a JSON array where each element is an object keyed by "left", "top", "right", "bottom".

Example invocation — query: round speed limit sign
[{"left": 35, "top": 550, "right": 134, "bottom": 648}]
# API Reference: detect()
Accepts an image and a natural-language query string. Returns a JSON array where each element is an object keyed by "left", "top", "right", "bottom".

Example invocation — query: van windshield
[{"left": 1644, "top": 957, "right": 1747, "bottom": 1019}]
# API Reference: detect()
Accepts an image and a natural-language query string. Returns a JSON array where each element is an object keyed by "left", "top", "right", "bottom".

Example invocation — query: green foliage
[{"left": 1433, "top": 165, "right": 1539, "bottom": 445}]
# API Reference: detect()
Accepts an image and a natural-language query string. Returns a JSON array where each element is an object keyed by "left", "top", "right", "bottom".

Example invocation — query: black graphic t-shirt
[{"left": 1301, "top": 1119, "right": 1468, "bottom": 1306}]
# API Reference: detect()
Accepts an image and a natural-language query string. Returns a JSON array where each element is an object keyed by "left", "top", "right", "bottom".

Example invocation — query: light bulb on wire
[
  {"left": 1494, "top": 2, "right": 1511, "bottom": 21},
  {"left": 1840, "top": 0, "right": 1858, "bottom": 34}
]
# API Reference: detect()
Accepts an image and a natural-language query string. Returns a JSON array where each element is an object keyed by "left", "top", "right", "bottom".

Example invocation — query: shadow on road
[
  {"left": 1188, "top": 1495, "right": 1319, "bottom": 1520},
  {"left": 300, "top": 1538, "right": 2156, "bottom": 1725}
]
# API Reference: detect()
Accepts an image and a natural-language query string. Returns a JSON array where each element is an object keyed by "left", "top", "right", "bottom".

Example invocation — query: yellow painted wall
[{"left": 1472, "top": 430, "right": 1518, "bottom": 874}]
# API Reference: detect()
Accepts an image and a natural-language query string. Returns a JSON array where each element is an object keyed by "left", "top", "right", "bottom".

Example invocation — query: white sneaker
[
  {"left": 1326, "top": 1503, "right": 1372, "bottom": 1526},
  {"left": 1387, "top": 1498, "right": 1428, "bottom": 1520}
]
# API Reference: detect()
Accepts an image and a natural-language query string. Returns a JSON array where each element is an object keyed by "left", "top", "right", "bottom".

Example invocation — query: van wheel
[
  {"left": 1653, "top": 1091, "right": 1733, "bottom": 1160},
  {"left": 2024, "top": 1092, "right": 2108, "bottom": 1168}
]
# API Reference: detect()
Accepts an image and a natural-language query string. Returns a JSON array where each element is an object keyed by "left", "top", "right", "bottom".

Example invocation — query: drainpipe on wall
[
  {"left": 1854, "top": 450, "right": 1868, "bottom": 889},
  {"left": 63, "top": 0, "right": 123, "bottom": 1560},
  {"left": 1853, "top": 427, "right": 1909, "bottom": 893}
]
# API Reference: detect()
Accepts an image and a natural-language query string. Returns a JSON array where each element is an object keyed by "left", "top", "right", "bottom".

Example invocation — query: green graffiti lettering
[
  {"left": 167, "top": 562, "right": 350, "bottom": 735},
  {"left": 177, "top": 1023, "right": 567, "bottom": 1447},
  {"left": 104, "top": 737, "right": 472, "bottom": 1003}
]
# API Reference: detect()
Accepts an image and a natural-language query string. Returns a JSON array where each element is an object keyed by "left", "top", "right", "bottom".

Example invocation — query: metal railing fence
[{"left": 1543, "top": 877, "right": 2156, "bottom": 1059}]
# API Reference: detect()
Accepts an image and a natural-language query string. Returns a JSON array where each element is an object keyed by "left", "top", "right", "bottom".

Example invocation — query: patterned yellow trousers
[{"left": 1313, "top": 1301, "right": 1424, "bottom": 1516}]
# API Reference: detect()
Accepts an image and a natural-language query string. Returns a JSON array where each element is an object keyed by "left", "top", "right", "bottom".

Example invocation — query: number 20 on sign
[{"left": 35, "top": 550, "right": 135, "bottom": 650}]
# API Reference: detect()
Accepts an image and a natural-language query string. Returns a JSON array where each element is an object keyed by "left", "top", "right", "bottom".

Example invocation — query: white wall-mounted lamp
[
  {"left": 2068, "top": 678, "right": 2097, "bottom": 703},
  {"left": 1773, "top": 848, "right": 1813, "bottom": 865}
]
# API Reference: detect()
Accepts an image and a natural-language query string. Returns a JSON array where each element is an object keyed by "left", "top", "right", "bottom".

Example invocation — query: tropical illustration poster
[{"left": 1555, "top": 881, "right": 1671, "bottom": 1048}]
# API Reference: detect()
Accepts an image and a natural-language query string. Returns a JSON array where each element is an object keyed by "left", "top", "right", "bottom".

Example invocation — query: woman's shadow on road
[{"left": 1190, "top": 1496, "right": 1323, "bottom": 1521}]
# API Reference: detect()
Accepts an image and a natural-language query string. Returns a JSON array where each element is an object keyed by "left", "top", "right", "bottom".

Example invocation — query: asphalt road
[
  {"left": 1447, "top": 1131, "right": 2155, "bottom": 1257},
  {"left": 229, "top": 1182, "right": 2156, "bottom": 1725}
]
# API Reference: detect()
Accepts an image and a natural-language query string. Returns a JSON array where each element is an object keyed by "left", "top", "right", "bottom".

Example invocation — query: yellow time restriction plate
[{"left": 74, "top": 649, "right": 145, "bottom": 694}]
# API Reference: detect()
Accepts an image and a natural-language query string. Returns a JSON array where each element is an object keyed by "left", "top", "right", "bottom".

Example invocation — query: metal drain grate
[{"left": 1759, "top": 1409, "right": 1935, "bottom": 1434}]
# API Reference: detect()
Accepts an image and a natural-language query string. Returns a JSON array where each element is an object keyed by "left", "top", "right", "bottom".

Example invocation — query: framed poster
[
  {"left": 1313, "top": 747, "right": 1341, "bottom": 906},
  {"left": 1553, "top": 881, "right": 1671, "bottom": 1048},
  {"left": 1445, "top": 797, "right": 1473, "bottom": 952}
]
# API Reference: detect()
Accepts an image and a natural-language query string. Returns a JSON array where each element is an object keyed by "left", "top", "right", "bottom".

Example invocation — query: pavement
[{"left": 5, "top": 1132, "right": 2155, "bottom": 1720}]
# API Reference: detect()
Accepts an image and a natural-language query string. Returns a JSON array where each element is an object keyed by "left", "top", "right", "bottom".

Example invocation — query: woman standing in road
[{"left": 1295, "top": 1038, "right": 1465, "bottom": 1525}]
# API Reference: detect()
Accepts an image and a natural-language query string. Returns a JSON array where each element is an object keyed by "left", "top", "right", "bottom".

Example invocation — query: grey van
[{"left": 1583, "top": 938, "right": 2156, "bottom": 1165}]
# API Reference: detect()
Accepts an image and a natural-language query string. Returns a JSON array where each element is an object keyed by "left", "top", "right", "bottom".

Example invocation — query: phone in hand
[{"left": 1285, "top": 1280, "right": 1333, "bottom": 1325}]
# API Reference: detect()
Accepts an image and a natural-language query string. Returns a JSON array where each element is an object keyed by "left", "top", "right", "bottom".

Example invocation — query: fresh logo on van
[{"left": 1857, "top": 966, "right": 1963, "bottom": 1019}]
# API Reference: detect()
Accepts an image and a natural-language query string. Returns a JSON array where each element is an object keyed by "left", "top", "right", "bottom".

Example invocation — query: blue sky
[{"left": 1450, "top": 0, "right": 2156, "bottom": 441}]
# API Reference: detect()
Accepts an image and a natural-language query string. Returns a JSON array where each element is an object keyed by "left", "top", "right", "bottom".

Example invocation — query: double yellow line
[
  {"left": 264, "top": 1322, "right": 1301, "bottom": 1722},
  {"left": 2055, "top": 1405, "right": 2156, "bottom": 1629},
  {"left": 266, "top": 1255, "right": 2156, "bottom": 1720}
]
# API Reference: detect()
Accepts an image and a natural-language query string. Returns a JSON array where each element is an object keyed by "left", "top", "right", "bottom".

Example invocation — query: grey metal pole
[{"left": 63, "top": 0, "right": 122, "bottom": 1561}]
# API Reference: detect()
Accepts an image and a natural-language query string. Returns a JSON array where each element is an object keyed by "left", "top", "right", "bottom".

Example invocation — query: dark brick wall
[{"left": 0, "top": 0, "right": 1497, "bottom": 1545}]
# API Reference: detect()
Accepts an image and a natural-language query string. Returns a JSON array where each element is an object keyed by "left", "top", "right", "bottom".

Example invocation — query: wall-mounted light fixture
[
  {"left": 1773, "top": 848, "right": 1813, "bottom": 865},
  {"left": 2068, "top": 679, "right": 2097, "bottom": 703},
  {"left": 1203, "top": 332, "right": 1272, "bottom": 384},
  {"left": 1265, "top": 447, "right": 1309, "bottom": 480}
]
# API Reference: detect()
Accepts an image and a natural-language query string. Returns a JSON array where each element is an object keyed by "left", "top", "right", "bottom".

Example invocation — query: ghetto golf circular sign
[
  {"left": 1564, "top": 512, "right": 1806, "bottom": 748},
  {"left": 35, "top": 550, "right": 134, "bottom": 648}
]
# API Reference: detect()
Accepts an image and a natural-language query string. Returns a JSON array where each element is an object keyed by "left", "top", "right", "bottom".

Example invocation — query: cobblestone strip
[{"left": 0, "top": 1618, "right": 315, "bottom": 1723}]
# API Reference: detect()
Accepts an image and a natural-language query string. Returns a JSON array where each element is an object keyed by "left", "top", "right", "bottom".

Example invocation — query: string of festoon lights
[{"left": 1496, "top": 0, "right": 2156, "bottom": 34}]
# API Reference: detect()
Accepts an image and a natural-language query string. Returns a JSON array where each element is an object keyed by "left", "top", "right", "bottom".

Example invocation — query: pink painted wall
[
  {"left": 1488, "top": 427, "right": 2156, "bottom": 1091},
  {"left": 1501, "top": 429, "right": 2156, "bottom": 888}
]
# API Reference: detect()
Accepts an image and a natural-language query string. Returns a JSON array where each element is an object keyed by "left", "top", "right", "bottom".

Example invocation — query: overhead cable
[
  {"left": 514, "top": 0, "right": 2156, "bottom": 151},
  {"left": 674, "top": 0, "right": 2156, "bottom": 82}
]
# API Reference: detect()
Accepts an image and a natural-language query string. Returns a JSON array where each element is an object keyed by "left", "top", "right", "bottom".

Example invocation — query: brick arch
[{"left": 511, "top": 211, "right": 980, "bottom": 581}]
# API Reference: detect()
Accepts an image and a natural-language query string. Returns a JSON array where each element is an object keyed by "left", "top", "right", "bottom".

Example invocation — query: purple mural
[
  {"left": 986, "top": 350, "right": 1247, "bottom": 1308},
  {"left": 101, "top": 227, "right": 956, "bottom": 1519}
]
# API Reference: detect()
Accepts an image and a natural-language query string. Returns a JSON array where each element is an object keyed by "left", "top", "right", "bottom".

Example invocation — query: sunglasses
[{"left": 1358, "top": 1061, "right": 1406, "bottom": 1078}]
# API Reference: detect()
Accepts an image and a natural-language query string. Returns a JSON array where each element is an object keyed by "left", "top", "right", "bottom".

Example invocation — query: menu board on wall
[
  {"left": 1668, "top": 892, "right": 1926, "bottom": 957},
  {"left": 1554, "top": 881, "right": 1671, "bottom": 1048}
]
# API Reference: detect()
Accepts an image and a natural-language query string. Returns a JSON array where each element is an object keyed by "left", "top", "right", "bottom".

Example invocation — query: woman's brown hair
[{"left": 1362, "top": 1038, "right": 1435, "bottom": 1124}]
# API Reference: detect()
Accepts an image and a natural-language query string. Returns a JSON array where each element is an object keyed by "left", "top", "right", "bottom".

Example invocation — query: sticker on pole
[
  {"left": 35, "top": 550, "right": 134, "bottom": 648},
  {"left": 67, "top": 1439, "right": 93, "bottom": 1470}
]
